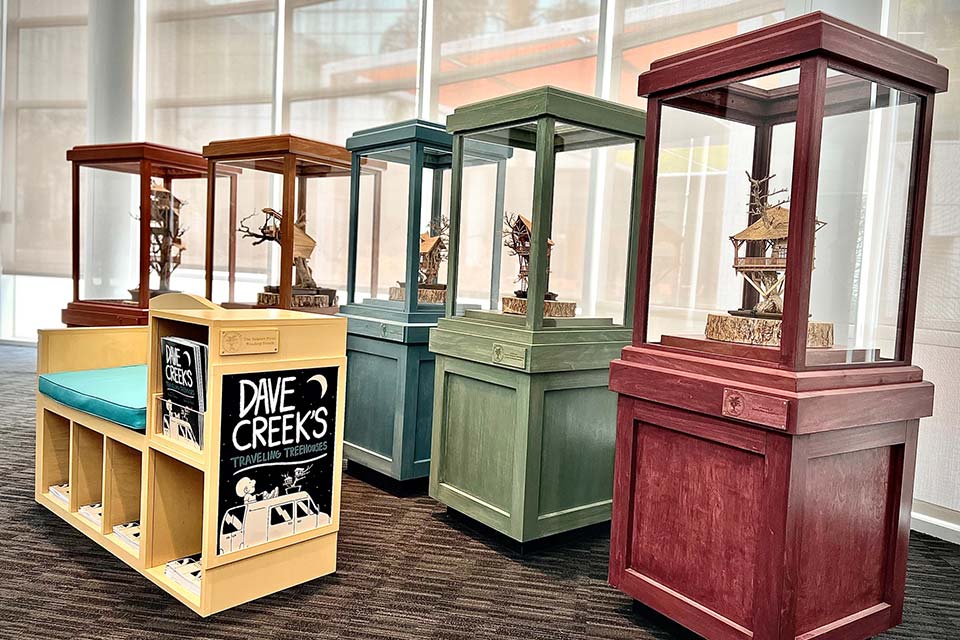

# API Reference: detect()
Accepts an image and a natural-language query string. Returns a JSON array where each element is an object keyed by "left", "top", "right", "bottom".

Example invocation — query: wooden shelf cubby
[{"left": 36, "top": 293, "right": 347, "bottom": 616}]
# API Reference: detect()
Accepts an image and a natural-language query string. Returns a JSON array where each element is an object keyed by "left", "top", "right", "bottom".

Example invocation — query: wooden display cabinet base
[
  {"left": 428, "top": 310, "right": 629, "bottom": 542},
  {"left": 343, "top": 335, "right": 435, "bottom": 481},
  {"left": 339, "top": 301, "right": 446, "bottom": 482},
  {"left": 62, "top": 300, "right": 149, "bottom": 327},
  {"left": 608, "top": 346, "right": 933, "bottom": 640}
]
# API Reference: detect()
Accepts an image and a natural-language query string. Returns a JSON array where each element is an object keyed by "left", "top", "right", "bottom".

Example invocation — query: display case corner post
[
  {"left": 205, "top": 159, "right": 218, "bottom": 301},
  {"left": 489, "top": 156, "right": 508, "bottom": 310},
  {"left": 138, "top": 159, "right": 153, "bottom": 309},
  {"left": 279, "top": 154, "right": 297, "bottom": 309},
  {"left": 71, "top": 160, "right": 81, "bottom": 302},
  {"left": 780, "top": 57, "right": 828, "bottom": 370},
  {"left": 346, "top": 153, "right": 362, "bottom": 305},
  {"left": 444, "top": 135, "right": 465, "bottom": 319},
  {"left": 623, "top": 135, "right": 646, "bottom": 330},
  {"left": 632, "top": 97, "right": 661, "bottom": 346},
  {"left": 898, "top": 93, "right": 936, "bottom": 365},
  {"left": 526, "top": 116, "right": 557, "bottom": 331},
  {"left": 404, "top": 142, "right": 427, "bottom": 314}
]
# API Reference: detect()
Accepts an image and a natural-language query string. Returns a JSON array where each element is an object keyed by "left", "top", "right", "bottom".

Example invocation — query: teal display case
[
  {"left": 428, "top": 87, "right": 646, "bottom": 541},
  {"left": 341, "top": 120, "right": 508, "bottom": 480}
]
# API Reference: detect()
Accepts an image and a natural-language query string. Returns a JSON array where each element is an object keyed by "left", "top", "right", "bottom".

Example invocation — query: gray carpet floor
[{"left": 0, "top": 343, "right": 958, "bottom": 639}]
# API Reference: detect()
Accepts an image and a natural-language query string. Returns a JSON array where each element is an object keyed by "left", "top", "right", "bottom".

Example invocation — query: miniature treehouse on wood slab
[
  {"left": 202, "top": 134, "right": 383, "bottom": 314},
  {"left": 339, "top": 120, "right": 509, "bottom": 481},
  {"left": 62, "top": 143, "right": 238, "bottom": 327},
  {"left": 428, "top": 87, "right": 645, "bottom": 542},
  {"left": 704, "top": 173, "right": 833, "bottom": 348},
  {"left": 608, "top": 12, "right": 946, "bottom": 640},
  {"left": 501, "top": 212, "right": 574, "bottom": 317}
]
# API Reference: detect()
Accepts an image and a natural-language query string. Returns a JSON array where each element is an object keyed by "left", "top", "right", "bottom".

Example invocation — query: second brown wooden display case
[{"left": 202, "top": 134, "right": 384, "bottom": 314}]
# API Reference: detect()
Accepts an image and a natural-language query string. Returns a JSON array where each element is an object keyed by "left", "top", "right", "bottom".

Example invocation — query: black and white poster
[{"left": 216, "top": 365, "right": 338, "bottom": 556}]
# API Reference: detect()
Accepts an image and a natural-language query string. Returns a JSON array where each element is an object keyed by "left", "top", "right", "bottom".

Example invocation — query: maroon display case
[
  {"left": 62, "top": 142, "right": 238, "bottom": 327},
  {"left": 608, "top": 13, "right": 947, "bottom": 640}
]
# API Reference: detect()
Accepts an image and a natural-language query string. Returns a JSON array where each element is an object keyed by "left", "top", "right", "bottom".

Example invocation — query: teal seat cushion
[{"left": 39, "top": 365, "right": 147, "bottom": 431}]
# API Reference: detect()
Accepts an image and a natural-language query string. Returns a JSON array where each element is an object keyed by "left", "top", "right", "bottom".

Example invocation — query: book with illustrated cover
[
  {"left": 165, "top": 554, "right": 202, "bottom": 596},
  {"left": 113, "top": 520, "right": 141, "bottom": 551},
  {"left": 49, "top": 483, "right": 70, "bottom": 507},
  {"left": 160, "top": 336, "right": 208, "bottom": 450},
  {"left": 79, "top": 502, "right": 103, "bottom": 527}
]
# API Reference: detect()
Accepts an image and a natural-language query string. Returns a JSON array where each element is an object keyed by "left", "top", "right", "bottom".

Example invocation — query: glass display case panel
[
  {"left": 454, "top": 128, "right": 535, "bottom": 315},
  {"left": 645, "top": 68, "right": 799, "bottom": 358},
  {"left": 455, "top": 121, "right": 635, "bottom": 325},
  {"left": 416, "top": 147, "right": 453, "bottom": 310},
  {"left": 203, "top": 174, "right": 244, "bottom": 302},
  {"left": 548, "top": 123, "right": 635, "bottom": 326},
  {"left": 210, "top": 156, "right": 278, "bottom": 307},
  {"left": 351, "top": 146, "right": 411, "bottom": 305},
  {"left": 77, "top": 165, "right": 140, "bottom": 304},
  {"left": 805, "top": 69, "right": 920, "bottom": 367},
  {"left": 301, "top": 159, "right": 353, "bottom": 306}
]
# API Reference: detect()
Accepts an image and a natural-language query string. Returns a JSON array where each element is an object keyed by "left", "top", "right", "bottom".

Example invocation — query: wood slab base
[
  {"left": 705, "top": 313, "right": 833, "bottom": 348},
  {"left": 501, "top": 296, "right": 576, "bottom": 318},
  {"left": 388, "top": 286, "right": 446, "bottom": 304},
  {"left": 257, "top": 291, "right": 337, "bottom": 310}
]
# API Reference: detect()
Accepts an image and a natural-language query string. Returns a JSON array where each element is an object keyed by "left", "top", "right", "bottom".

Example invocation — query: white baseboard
[{"left": 912, "top": 500, "right": 960, "bottom": 545}]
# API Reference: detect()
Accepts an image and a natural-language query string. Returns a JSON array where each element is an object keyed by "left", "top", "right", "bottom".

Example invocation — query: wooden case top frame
[
  {"left": 66, "top": 142, "right": 240, "bottom": 318},
  {"left": 201, "top": 134, "right": 386, "bottom": 311},
  {"left": 631, "top": 12, "right": 949, "bottom": 372},
  {"left": 443, "top": 86, "right": 647, "bottom": 332}
]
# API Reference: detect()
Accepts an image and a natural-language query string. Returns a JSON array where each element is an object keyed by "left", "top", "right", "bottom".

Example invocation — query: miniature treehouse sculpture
[
  {"left": 389, "top": 216, "right": 449, "bottom": 304},
  {"left": 704, "top": 173, "right": 833, "bottom": 348},
  {"left": 238, "top": 207, "right": 336, "bottom": 310},
  {"left": 147, "top": 182, "right": 187, "bottom": 294},
  {"left": 501, "top": 213, "right": 574, "bottom": 317}
]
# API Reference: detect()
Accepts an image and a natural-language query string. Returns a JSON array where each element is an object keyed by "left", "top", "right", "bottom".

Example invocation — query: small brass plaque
[
  {"left": 491, "top": 343, "right": 526, "bottom": 369},
  {"left": 220, "top": 328, "right": 279, "bottom": 356},
  {"left": 722, "top": 387, "right": 788, "bottom": 430}
]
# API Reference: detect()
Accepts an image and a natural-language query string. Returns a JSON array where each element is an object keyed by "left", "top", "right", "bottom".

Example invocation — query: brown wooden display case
[
  {"left": 62, "top": 142, "right": 239, "bottom": 327},
  {"left": 202, "top": 134, "right": 384, "bottom": 314},
  {"left": 608, "top": 13, "right": 947, "bottom": 640}
]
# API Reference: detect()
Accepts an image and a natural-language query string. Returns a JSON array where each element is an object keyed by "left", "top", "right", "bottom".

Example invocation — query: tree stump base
[
  {"left": 258, "top": 291, "right": 337, "bottom": 309},
  {"left": 388, "top": 284, "right": 446, "bottom": 304},
  {"left": 501, "top": 296, "right": 576, "bottom": 318},
  {"left": 704, "top": 313, "right": 834, "bottom": 347}
]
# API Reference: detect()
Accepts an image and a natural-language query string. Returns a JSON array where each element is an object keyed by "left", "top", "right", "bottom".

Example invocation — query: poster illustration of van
[{"left": 216, "top": 365, "right": 337, "bottom": 556}]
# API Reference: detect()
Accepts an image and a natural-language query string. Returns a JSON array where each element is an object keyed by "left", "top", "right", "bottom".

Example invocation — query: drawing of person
[{"left": 236, "top": 477, "right": 257, "bottom": 504}]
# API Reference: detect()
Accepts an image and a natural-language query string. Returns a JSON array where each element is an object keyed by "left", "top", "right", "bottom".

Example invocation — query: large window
[
  {"left": 896, "top": 0, "right": 960, "bottom": 514},
  {"left": 431, "top": 2, "right": 601, "bottom": 118}
]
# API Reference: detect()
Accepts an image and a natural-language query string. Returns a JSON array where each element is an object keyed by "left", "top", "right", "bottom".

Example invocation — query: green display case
[
  {"left": 428, "top": 87, "right": 646, "bottom": 541},
  {"left": 341, "top": 120, "right": 508, "bottom": 480}
]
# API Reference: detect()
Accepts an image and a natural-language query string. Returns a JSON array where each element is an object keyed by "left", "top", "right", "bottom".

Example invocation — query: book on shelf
[
  {"left": 78, "top": 502, "right": 103, "bottom": 527},
  {"left": 165, "top": 554, "right": 202, "bottom": 596},
  {"left": 48, "top": 483, "right": 70, "bottom": 507},
  {"left": 112, "top": 520, "right": 141, "bottom": 552},
  {"left": 160, "top": 336, "right": 208, "bottom": 450}
]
